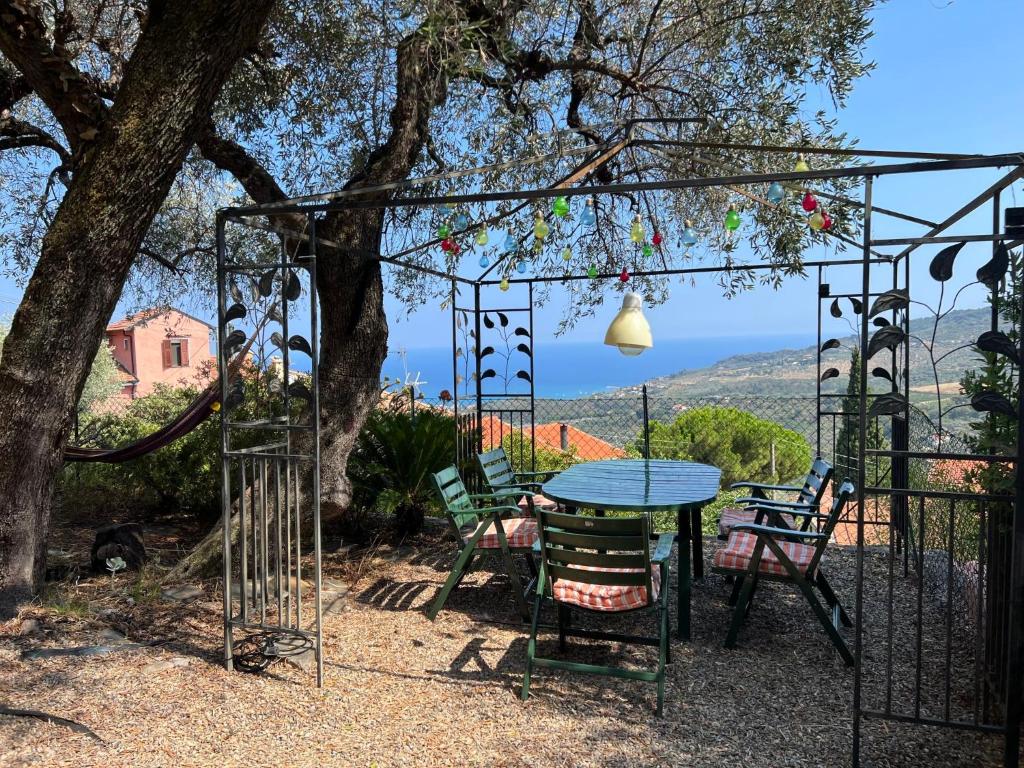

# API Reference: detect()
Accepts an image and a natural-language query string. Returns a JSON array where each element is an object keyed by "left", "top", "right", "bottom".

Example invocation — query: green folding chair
[
  {"left": 718, "top": 457, "right": 834, "bottom": 539},
  {"left": 712, "top": 479, "right": 856, "bottom": 665},
  {"left": 476, "top": 446, "right": 560, "bottom": 515},
  {"left": 522, "top": 509, "right": 675, "bottom": 716},
  {"left": 428, "top": 465, "right": 539, "bottom": 622}
]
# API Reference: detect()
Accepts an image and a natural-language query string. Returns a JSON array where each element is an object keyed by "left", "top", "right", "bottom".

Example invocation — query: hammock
[{"left": 64, "top": 328, "right": 258, "bottom": 464}]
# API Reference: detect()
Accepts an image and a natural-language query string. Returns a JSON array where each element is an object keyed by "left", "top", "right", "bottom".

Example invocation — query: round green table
[{"left": 542, "top": 459, "right": 721, "bottom": 639}]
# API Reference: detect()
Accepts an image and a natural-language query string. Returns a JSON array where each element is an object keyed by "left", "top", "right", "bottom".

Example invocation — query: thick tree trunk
[{"left": 0, "top": 0, "right": 275, "bottom": 616}]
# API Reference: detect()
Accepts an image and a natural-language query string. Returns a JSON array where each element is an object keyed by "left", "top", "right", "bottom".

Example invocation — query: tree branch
[
  {"left": 0, "top": 114, "right": 70, "bottom": 163},
  {"left": 0, "top": 0, "right": 107, "bottom": 152}
]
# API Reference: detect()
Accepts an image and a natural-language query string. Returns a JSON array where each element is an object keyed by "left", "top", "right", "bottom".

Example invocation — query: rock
[
  {"left": 169, "top": 656, "right": 191, "bottom": 668},
  {"left": 18, "top": 619, "right": 41, "bottom": 636},
  {"left": 142, "top": 659, "right": 175, "bottom": 674},
  {"left": 161, "top": 584, "right": 204, "bottom": 603},
  {"left": 323, "top": 590, "right": 348, "bottom": 616},
  {"left": 230, "top": 576, "right": 310, "bottom": 601},
  {"left": 97, "top": 628, "right": 126, "bottom": 643},
  {"left": 282, "top": 648, "right": 316, "bottom": 673},
  {"left": 91, "top": 523, "right": 146, "bottom": 573}
]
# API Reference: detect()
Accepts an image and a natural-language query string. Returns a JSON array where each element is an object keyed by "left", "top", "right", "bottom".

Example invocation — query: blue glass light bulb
[
  {"left": 580, "top": 199, "right": 597, "bottom": 226},
  {"left": 516, "top": 260, "right": 528, "bottom": 274},
  {"left": 454, "top": 213, "right": 469, "bottom": 230},
  {"left": 503, "top": 233, "right": 517, "bottom": 253},
  {"left": 767, "top": 182, "right": 785, "bottom": 205},
  {"left": 479, "top": 254, "right": 490, "bottom": 268},
  {"left": 681, "top": 220, "right": 698, "bottom": 247}
]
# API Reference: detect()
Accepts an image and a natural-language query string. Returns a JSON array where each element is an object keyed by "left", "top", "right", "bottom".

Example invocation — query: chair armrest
[
  {"left": 473, "top": 504, "right": 523, "bottom": 519},
  {"left": 730, "top": 481, "right": 803, "bottom": 493},
  {"left": 470, "top": 490, "right": 528, "bottom": 501},
  {"left": 734, "top": 497, "right": 815, "bottom": 510},
  {"left": 516, "top": 470, "right": 559, "bottom": 480},
  {"left": 651, "top": 533, "right": 675, "bottom": 564},
  {"left": 731, "top": 522, "right": 827, "bottom": 542},
  {"left": 743, "top": 503, "right": 828, "bottom": 522}
]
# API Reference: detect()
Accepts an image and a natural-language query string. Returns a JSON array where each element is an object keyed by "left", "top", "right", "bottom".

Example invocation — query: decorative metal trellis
[{"left": 217, "top": 124, "right": 1024, "bottom": 765}]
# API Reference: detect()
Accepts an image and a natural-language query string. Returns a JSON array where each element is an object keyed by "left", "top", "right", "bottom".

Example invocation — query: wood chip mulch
[{"left": 0, "top": 529, "right": 1005, "bottom": 767}]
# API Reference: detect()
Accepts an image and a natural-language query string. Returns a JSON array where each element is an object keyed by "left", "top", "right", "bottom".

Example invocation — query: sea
[{"left": 383, "top": 333, "right": 814, "bottom": 400}]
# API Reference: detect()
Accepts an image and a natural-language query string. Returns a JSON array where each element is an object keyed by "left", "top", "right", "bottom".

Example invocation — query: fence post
[
  {"left": 642, "top": 385, "right": 651, "bottom": 459},
  {"left": 770, "top": 440, "right": 776, "bottom": 479},
  {"left": 409, "top": 386, "right": 416, "bottom": 424}
]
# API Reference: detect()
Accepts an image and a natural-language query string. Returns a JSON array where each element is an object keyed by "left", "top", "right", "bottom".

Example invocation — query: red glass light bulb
[
  {"left": 821, "top": 211, "right": 833, "bottom": 230},
  {"left": 619, "top": 267, "right": 629, "bottom": 282},
  {"left": 801, "top": 191, "right": 817, "bottom": 213},
  {"left": 440, "top": 238, "right": 453, "bottom": 252},
  {"left": 451, "top": 241, "right": 462, "bottom": 255},
  {"left": 652, "top": 231, "right": 663, "bottom": 246}
]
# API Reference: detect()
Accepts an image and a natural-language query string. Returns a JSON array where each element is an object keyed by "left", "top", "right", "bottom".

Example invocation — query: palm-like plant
[{"left": 349, "top": 408, "right": 456, "bottom": 535}]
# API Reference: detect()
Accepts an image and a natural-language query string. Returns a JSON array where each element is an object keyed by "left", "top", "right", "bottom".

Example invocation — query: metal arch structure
[{"left": 217, "top": 131, "right": 1024, "bottom": 765}]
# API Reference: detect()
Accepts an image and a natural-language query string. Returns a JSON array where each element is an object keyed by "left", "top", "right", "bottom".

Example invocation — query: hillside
[{"left": 633, "top": 307, "right": 989, "bottom": 402}]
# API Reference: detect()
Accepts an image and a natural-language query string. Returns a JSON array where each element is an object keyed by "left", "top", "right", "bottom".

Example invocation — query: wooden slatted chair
[
  {"left": 712, "top": 479, "right": 855, "bottom": 665},
  {"left": 522, "top": 509, "right": 675, "bottom": 716},
  {"left": 476, "top": 447, "right": 560, "bottom": 515},
  {"left": 717, "top": 457, "right": 834, "bottom": 539},
  {"left": 428, "top": 465, "right": 539, "bottom": 622}
]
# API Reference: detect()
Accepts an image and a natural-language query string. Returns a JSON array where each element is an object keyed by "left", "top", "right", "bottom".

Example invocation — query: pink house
[{"left": 104, "top": 307, "right": 215, "bottom": 399}]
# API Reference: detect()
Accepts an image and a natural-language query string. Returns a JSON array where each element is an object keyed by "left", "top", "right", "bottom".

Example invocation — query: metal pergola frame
[{"left": 217, "top": 130, "right": 1024, "bottom": 766}]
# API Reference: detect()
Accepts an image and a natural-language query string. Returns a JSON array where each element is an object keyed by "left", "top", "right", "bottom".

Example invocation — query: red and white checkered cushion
[
  {"left": 467, "top": 516, "right": 538, "bottom": 549},
  {"left": 713, "top": 531, "right": 816, "bottom": 577},
  {"left": 552, "top": 564, "right": 661, "bottom": 612},
  {"left": 718, "top": 508, "right": 758, "bottom": 538},
  {"left": 517, "top": 493, "right": 558, "bottom": 513}
]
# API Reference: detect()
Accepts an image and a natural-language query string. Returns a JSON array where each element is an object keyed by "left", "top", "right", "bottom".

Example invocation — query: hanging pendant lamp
[{"left": 604, "top": 291, "right": 653, "bottom": 357}]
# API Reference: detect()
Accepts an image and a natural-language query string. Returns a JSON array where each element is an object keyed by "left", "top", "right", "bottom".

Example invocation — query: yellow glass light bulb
[
  {"left": 794, "top": 153, "right": 810, "bottom": 173},
  {"left": 500, "top": 277, "right": 510, "bottom": 291},
  {"left": 533, "top": 214, "right": 549, "bottom": 240},
  {"left": 809, "top": 210, "right": 825, "bottom": 231},
  {"left": 475, "top": 227, "right": 489, "bottom": 246},
  {"left": 630, "top": 215, "right": 645, "bottom": 244}
]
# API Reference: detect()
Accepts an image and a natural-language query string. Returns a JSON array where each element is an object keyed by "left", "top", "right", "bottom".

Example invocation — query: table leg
[
  {"left": 677, "top": 508, "right": 691, "bottom": 640},
  {"left": 690, "top": 507, "right": 704, "bottom": 581}
]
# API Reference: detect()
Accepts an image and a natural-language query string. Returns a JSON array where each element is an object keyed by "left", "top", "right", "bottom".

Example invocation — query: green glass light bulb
[
  {"left": 561, "top": 246, "right": 572, "bottom": 262},
  {"left": 724, "top": 205, "right": 741, "bottom": 231},
  {"left": 630, "top": 215, "right": 645, "bottom": 244},
  {"left": 642, "top": 243, "right": 653, "bottom": 258},
  {"left": 552, "top": 196, "right": 570, "bottom": 218},
  {"left": 587, "top": 265, "right": 598, "bottom": 279},
  {"left": 437, "top": 223, "right": 450, "bottom": 238},
  {"left": 475, "top": 227, "right": 489, "bottom": 246},
  {"left": 533, "top": 213, "right": 549, "bottom": 240}
]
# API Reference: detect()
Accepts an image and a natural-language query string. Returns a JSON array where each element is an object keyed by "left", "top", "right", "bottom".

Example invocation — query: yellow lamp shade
[{"left": 604, "top": 291, "right": 653, "bottom": 356}]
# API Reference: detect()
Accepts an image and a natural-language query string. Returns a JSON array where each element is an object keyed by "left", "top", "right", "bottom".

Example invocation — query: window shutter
[
  {"left": 162, "top": 339, "right": 172, "bottom": 368},
  {"left": 181, "top": 339, "right": 190, "bottom": 366}
]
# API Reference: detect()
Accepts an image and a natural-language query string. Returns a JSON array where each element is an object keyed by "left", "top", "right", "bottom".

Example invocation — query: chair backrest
[
  {"left": 432, "top": 466, "right": 478, "bottom": 537},
  {"left": 808, "top": 479, "right": 855, "bottom": 573},
  {"left": 795, "top": 458, "right": 834, "bottom": 507},
  {"left": 536, "top": 509, "right": 654, "bottom": 608},
  {"left": 477, "top": 447, "right": 516, "bottom": 491}
]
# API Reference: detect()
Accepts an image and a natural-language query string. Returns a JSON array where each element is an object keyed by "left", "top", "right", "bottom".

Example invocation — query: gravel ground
[{"left": 0, "top": 527, "right": 1006, "bottom": 767}]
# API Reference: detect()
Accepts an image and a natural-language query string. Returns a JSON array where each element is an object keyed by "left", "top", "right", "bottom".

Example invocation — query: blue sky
[{"left": 384, "top": 0, "right": 1024, "bottom": 350}]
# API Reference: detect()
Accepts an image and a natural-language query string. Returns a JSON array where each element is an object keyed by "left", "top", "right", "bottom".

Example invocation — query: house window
[
  {"left": 162, "top": 338, "right": 190, "bottom": 368},
  {"left": 123, "top": 338, "right": 130, "bottom": 350}
]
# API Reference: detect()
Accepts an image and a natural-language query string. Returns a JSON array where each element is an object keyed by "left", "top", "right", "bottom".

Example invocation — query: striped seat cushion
[
  {"left": 717, "top": 508, "right": 758, "bottom": 538},
  {"left": 713, "top": 531, "right": 817, "bottom": 577},
  {"left": 467, "top": 517, "right": 538, "bottom": 549},
  {"left": 517, "top": 493, "right": 558, "bottom": 513},
  {"left": 552, "top": 565, "right": 661, "bottom": 612}
]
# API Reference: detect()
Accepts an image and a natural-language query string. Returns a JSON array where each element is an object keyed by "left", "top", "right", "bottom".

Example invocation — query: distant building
[
  {"left": 105, "top": 307, "right": 215, "bottom": 400},
  {"left": 478, "top": 414, "right": 626, "bottom": 461}
]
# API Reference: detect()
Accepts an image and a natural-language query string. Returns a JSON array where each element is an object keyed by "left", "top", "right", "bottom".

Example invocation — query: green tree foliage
[
  {"left": 642, "top": 406, "right": 809, "bottom": 486},
  {"left": 501, "top": 431, "right": 577, "bottom": 476},
  {"left": 348, "top": 408, "right": 457, "bottom": 536},
  {"left": 835, "top": 346, "right": 889, "bottom": 482}
]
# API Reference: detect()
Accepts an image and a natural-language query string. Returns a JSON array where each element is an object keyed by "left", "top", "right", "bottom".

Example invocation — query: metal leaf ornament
[
  {"left": 496, "top": 311, "right": 509, "bottom": 327},
  {"left": 871, "top": 367, "right": 893, "bottom": 382},
  {"left": 270, "top": 331, "right": 285, "bottom": 349},
  {"left": 928, "top": 241, "right": 966, "bottom": 282},
  {"left": 868, "top": 392, "right": 907, "bottom": 417},
  {"left": 830, "top": 298, "right": 842, "bottom": 318},
  {"left": 867, "top": 325, "right": 906, "bottom": 359},
  {"left": 258, "top": 269, "right": 276, "bottom": 297},
  {"left": 479, "top": 345, "right": 495, "bottom": 359},
  {"left": 971, "top": 391, "right": 1017, "bottom": 419},
  {"left": 820, "top": 367, "right": 840, "bottom": 382},
  {"left": 229, "top": 282, "right": 244, "bottom": 304},
  {"left": 480, "top": 369, "right": 497, "bottom": 380},
  {"left": 483, "top": 314, "right": 495, "bottom": 329},
  {"left": 820, "top": 338, "right": 841, "bottom": 352},
  {"left": 873, "top": 317, "right": 890, "bottom": 328},
  {"left": 868, "top": 288, "right": 909, "bottom": 318},
  {"left": 225, "top": 378, "right": 246, "bottom": 411},
  {"left": 849, "top": 297, "right": 863, "bottom": 315},
  {"left": 224, "top": 329, "right": 246, "bottom": 355},
  {"left": 267, "top": 302, "right": 283, "bottom": 324},
  {"left": 285, "top": 271, "right": 301, "bottom": 301},
  {"left": 514, "top": 326, "right": 531, "bottom": 338},
  {"left": 516, "top": 370, "right": 532, "bottom": 382},
  {"left": 976, "top": 330, "right": 1020, "bottom": 365},
  {"left": 287, "top": 381, "right": 313, "bottom": 405},
  {"left": 223, "top": 303, "right": 247, "bottom": 323},
  {"left": 516, "top": 342, "right": 532, "bottom": 357},
  {"left": 977, "top": 242, "right": 1009, "bottom": 288},
  {"left": 287, "top": 335, "right": 313, "bottom": 357}
]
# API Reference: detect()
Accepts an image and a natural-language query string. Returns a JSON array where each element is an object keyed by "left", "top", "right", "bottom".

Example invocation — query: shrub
[
  {"left": 500, "top": 431, "right": 577, "bottom": 476},
  {"left": 640, "top": 406, "right": 810, "bottom": 486},
  {"left": 349, "top": 408, "right": 456, "bottom": 535}
]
